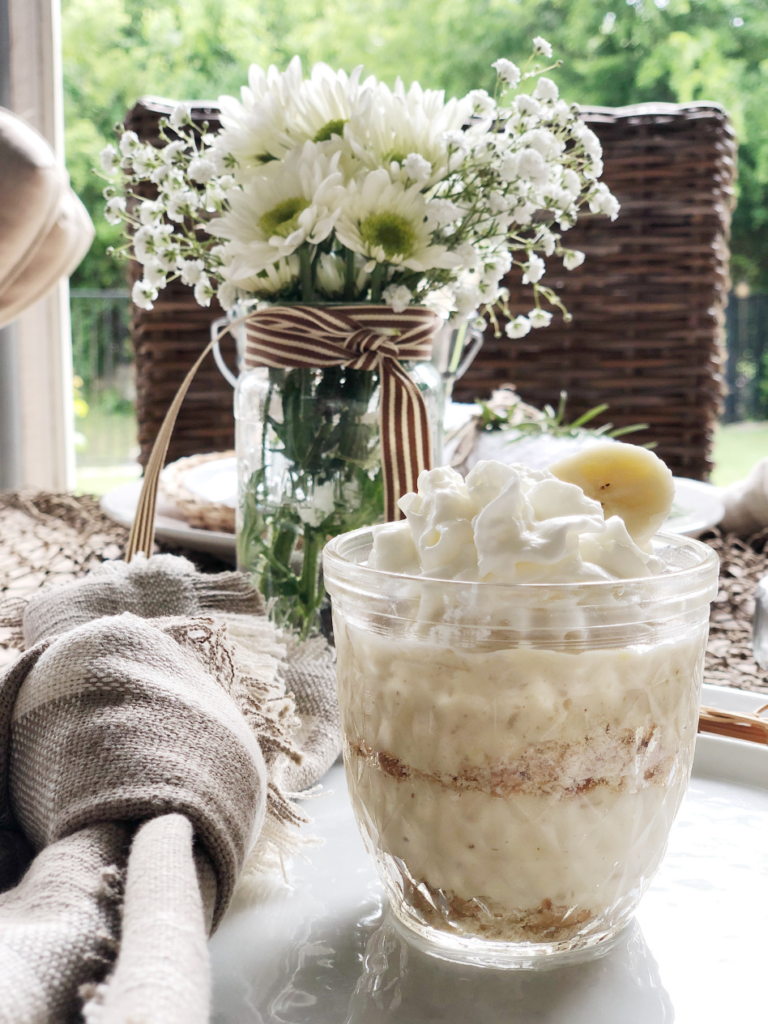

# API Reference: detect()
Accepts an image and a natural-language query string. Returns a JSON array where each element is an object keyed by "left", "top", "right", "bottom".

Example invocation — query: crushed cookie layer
[
  {"left": 403, "top": 877, "right": 595, "bottom": 942},
  {"left": 349, "top": 724, "right": 677, "bottom": 800}
]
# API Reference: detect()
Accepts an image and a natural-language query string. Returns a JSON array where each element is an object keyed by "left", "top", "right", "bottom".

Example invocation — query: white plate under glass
[{"left": 210, "top": 684, "right": 768, "bottom": 1022}]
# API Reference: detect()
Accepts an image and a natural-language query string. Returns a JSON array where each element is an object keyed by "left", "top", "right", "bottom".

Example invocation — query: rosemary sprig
[{"left": 478, "top": 389, "right": 653, "bottom": 446}]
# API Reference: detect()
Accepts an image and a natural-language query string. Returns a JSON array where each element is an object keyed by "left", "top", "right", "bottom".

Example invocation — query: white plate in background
[
  {"left": 101, "top": 480, "right": 236, "bottom": 561},
  {"left": 181, "top": 456, "right": 238, "bottom": 508},
  {"left": 101, "top": 471, "right": 723, "bottom": 560}
]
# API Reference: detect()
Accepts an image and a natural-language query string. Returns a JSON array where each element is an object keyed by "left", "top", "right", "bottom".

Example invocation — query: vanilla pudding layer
[{"left": 337, "top": 622, "right": 706, "bottom": 941}]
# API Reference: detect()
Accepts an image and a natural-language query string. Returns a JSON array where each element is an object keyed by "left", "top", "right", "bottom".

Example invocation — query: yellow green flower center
[
  {"left": 259, "top": 197, "right": 310, "bottom": 238},
  {"left": 385, "top": 151, "right": 408, "bottom": 166},
  {"left": 313, "top": 119, "right": 348, "bottom": 143},
  {"left": 359, "top": 211, "right": 417, "bottom": 259}
]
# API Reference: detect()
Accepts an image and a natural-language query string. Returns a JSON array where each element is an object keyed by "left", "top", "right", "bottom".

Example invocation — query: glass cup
[{"left": 323, "top": 528, "right": 719, "bottom": 969}]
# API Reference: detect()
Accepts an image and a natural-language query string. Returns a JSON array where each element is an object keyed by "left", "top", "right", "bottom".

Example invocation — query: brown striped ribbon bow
[
  {"left": 244, "top": 304, "right": 440, "bottom": 522},
  {"left": 126, "top": 303, "right": 439, "bottom": 561}
]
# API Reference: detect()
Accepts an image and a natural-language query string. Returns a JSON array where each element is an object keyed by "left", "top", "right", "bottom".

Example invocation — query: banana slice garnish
[{"left": 549, "top": 442, "right": 675, "bottom": 546}]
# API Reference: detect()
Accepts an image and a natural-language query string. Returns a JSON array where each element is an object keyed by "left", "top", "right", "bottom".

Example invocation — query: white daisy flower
[
  {"left": 315, "top": 252, "right": 346, "bottom": 296},
  {"left": 288, "top": 62, "right": 374, "bottom": 147},
  {"left": 215, "top": 56, "right": 304, "bottom": 172},
  {"left": 231, "top": 256, "right": 301, "bottom": 298},
  {"left": 315, "top": 251, "right": 371, "bottom": 298},
  {"left": 335, "top": 169, "right": 462, "bottom": 272},
  {"left": 350, "top": 79, "right": 472, "bottom": 188},
  {"left": 207, "top": 142, "right": 346, "bottom": 281}
]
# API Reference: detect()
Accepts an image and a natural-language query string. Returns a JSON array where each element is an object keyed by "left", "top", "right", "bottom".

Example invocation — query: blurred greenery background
[
  {"left": 62, "top": 0, "right": 768, "bottom": 292},
  {"left": 61, "top": 0, "right": 768, "bottom": 490}
]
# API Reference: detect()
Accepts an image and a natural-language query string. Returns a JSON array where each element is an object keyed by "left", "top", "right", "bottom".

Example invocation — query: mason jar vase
[{"left": 235, "top": 360, "right": 442, "bottom": 638}]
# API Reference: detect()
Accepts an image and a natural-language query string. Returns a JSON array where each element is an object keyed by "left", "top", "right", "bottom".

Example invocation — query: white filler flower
[
  {"left": 528, "top": 307, "right": 553, "bottom": 328},
  {"left": 505, "top": 316, "right": 532, "bottom": 339},
  {"left": 492, "top": 59, "right": 521, "bottom": 88}
]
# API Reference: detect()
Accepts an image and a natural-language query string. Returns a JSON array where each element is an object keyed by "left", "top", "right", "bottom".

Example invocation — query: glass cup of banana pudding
[{"left": 323, "top": 444, "right": 719, "bottom": 969}]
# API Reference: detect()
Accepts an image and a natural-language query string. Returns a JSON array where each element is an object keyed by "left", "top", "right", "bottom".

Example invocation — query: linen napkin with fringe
[{"left": 0, "top": 554, "right": 340, "bottom": 1024}]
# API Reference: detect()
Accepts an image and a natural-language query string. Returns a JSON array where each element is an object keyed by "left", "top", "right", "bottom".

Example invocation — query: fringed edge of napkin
[
  {"left": 0, "top": 596, "right": 26, "bottom": 652},
  {"left": 194, "top": 612, "right": 326, "bottom": 904}
]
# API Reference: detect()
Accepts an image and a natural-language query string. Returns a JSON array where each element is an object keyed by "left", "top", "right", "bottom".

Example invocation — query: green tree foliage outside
[{"left": 63, "top": 0, "right": 768, "bottom": 291}]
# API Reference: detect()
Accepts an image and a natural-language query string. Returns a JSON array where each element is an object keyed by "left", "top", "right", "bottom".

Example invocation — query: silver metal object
[
  {"left": 430, "top": 318, "right": 485, "bottom": 400},
  {"left": 751, "top": 576, "right": 768, "bottom": 668}
]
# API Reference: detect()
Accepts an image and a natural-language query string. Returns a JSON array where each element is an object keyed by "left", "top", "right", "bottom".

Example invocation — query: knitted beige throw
[{"left": 0, "top": 554, "right": 340, "bottom": 1024}]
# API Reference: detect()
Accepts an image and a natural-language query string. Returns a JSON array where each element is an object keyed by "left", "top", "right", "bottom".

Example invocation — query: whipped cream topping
[{"left": 370, "top": 460, "right": 663, "bottom": 583}]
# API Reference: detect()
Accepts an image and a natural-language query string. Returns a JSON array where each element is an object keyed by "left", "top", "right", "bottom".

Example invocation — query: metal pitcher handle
[
  {"left": 210, "top": 316, "right": 238, "bottom": 388},
  {"left": 454, "top": 326, "right": 485, "bottom": 381}
]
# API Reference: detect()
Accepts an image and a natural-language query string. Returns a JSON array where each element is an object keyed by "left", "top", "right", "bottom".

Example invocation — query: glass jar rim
[{"left": 323, "top": 525, "right": 719, "bottom": 599}]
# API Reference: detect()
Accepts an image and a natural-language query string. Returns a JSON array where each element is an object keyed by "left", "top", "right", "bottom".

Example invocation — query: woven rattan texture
[
  {"left": 125, "top": 99, "right": 237, "bottom": 467},
  {"left": 453, "top": 103, "right": 737, "bottom": 481}
]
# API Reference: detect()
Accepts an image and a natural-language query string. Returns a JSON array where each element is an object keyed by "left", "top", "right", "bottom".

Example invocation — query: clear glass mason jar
[
  {"left": 234, "top": 358, "right": 442, "bottom": 638},
  {"left": 323, "top": 528, "right": 719, "bottom": 968}
]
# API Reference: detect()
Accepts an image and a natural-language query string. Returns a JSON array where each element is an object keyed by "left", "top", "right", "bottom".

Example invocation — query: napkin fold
[
  {"left": 0, "top": 554, "right": 340, "bottom": 1024},
  {"left": 720, "top": 457, "right": 768, "bottom": 537}
]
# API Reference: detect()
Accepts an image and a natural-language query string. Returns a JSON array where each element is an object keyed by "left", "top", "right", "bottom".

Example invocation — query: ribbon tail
[{"left": 379, "top": 357, "right": 433, "bottom": 522}]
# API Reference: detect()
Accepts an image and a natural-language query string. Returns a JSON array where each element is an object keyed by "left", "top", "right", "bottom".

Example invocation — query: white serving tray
[{"left": 210, "top": 684, "right": 768, "bottom": 1023}]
